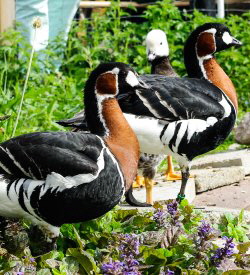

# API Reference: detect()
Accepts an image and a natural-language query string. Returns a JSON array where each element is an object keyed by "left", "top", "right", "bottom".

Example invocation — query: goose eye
[{"left": 160, "top": 42, "right": 163, "bottom": 45}]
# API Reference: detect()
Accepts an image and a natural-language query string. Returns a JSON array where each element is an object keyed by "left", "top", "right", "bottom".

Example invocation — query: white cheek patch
[
  {"left": 126, "top": 71, "right": 139, "bottom": 87},
  {"left": 222, "top": 32, "right": 233, "bottom": 45},
  {"left": 112, "top": 67, "right": 120, "bottom": 74}
]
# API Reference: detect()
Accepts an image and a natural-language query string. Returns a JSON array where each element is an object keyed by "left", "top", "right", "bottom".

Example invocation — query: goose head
[
  {"left": 186, "top": 23, "right": 242, "bottom": 60},
  {"left": 145, "top": 29, "right": 170, "bottom": 62},
  {"left": 184, "top": 23, "right": 242, "bottom": 78}
]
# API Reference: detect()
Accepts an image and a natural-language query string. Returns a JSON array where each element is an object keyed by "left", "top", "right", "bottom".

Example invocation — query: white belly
[
  {"left": 0, "top": 176, "right": 26, "bottom": 218},
  {"left": 124, "top": 114, "right": 170, "bottom": 155}
]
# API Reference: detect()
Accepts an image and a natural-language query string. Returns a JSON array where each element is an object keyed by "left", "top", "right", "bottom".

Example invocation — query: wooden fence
[{"left": 0, "top": 0, "right": 249, "bottom": 33}]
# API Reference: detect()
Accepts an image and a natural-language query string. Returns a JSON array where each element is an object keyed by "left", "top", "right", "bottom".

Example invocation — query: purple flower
[
  {"left": 118, "top": 234, "right": 140, "bottom": 257},
  {"left": 160, "top": 269, "right": 175, "bottom": 275},
  {"left": 101, "top": 260, "right": 124, "bottom": 274},
  {"left": 29, "top": 257, "right": 35, "bottom": 263},
  {"left": 101, "top": 258, "right": 141, "bottom": 275},
  {"left": 166, "top": 201, "right": 178, "bottom": 216},
  {"left": 101, "top": 234, "right": 141, "bottom": 274},
  {"left": 153, "top": 208, "right": 166, "bottom": 227},
  {"left": 197, "top": 220, "right": 214, "bottom": 240},
  {"left": 210, "top": 236, "right": 235, "bottom": 267},
  {"left": 16, "top": 273, "right": 24, "bottom": 275}
]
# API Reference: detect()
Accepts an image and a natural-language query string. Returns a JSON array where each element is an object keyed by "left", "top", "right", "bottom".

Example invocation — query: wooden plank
[
  {"left": 79, "top": 1, "right": 189, "bottom": 9},
  {"left": 225, "top": 0, "right": 250, "bottom": 3},
  {"left": 0, "top": 0, "right": 15, "bottom": 33}
]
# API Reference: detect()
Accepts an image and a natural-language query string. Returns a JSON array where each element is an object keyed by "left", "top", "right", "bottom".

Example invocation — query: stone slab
[
  {"left": 191, "top": 149, "right": 250, "bottom": 175},
  {"left": 192, "top": 158, "right": 242, "bottom": 169},
  {"left": 129, "top": 177, "right": 196, "bottom": 205},
  {"left": 193, "top": 166, "right": 245, "bottom": 193}
]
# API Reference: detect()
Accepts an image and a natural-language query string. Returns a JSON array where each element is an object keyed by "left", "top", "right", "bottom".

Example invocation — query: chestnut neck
[
  {"left": 202, "top": 58, "right": 238, "bottom": 111},
  {"left": 184, "top": 38, "right": 238, "bottom": 112},
  {"left": 101, "top": 98, "right": 140, "bottom": 191}
]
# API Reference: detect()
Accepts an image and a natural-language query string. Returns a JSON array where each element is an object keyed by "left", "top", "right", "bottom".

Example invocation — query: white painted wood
[
  {"left": 217, "top": 0, "right": 225, "bottom": 18},
  {"left": 0, "top": 0, "right": 15, "bottom": 32}
]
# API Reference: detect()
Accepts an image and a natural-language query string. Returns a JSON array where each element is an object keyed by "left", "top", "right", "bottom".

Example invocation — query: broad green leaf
[
  {"left": 115, "top": 209, "right": 139, "bottom": 220},
  {"left": 52, "top": 269, "right": 66, "bottom": 275},
  {"left": 66, "top": 248, "right": 98, "bottom": 274},
  {"left": 40, "top": 251, "right": 64, "bottom": 263},
  {"left": 73, "top": 226, "right": 85, "bottom": 250},
  {"left": 223, "top": 271, "right": 250, "bottom": 275},
  {"left": 144, "top": 248, "right": 173, "bottom": 265},
  {"left": 238, "top": 209, "right": 245, "bottom": 224},
  {"left": 237, "top": 242, "right": 250, "bottom": 254},
  {"left": 36, "top": 269, "right": 52, "bottom": 275}
]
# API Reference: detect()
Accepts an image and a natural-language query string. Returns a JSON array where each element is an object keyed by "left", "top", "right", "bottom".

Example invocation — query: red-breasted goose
[
  {"left": 0, "top": 63, "right": 143, "bottom": 239},
  {"left": 118, "top": 23, "right": 241, "bottom": 202},
  {"left": 58, "top": 29, "right": 180, "bottom": 206}
]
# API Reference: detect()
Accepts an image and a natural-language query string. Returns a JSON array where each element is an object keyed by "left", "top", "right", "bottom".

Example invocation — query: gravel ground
[{"left": 193, "top": 176, "right": 250, "bottom": 210}]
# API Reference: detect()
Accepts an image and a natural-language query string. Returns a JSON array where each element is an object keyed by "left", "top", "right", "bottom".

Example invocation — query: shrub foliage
[{"left": 0, "top": 0, "right": 249, "bottom": 141}]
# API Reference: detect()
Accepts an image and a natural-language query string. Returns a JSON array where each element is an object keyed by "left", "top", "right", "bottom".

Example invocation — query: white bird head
[{"left": 145, "top": 29, "right": 170, "bottom": 62}]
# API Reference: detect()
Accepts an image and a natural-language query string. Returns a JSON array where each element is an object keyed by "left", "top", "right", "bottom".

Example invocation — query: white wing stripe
[
  {"left": 135, "top": 90, "right": 162, "bottom": 117},
  {"left": 0, "top": 161, "right": 11, "bottom": 174},
  {"left": 4, "top": 148, "right": 31, "bottom": 177},
  {"left": 155, "top": 91, "right": 179, "bottom": 117}
]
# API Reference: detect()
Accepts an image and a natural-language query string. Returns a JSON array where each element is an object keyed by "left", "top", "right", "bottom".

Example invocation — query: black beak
[{"left": 230, "top": 37, "right": 242, "bottom": 47}]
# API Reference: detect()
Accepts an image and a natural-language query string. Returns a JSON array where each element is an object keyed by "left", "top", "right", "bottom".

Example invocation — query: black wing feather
[
  {"left": 134, "top": 75, "right": 225, "bottom": 121},
  {"left": 0, "top": 132, "right": 103, "bottom": 179}
]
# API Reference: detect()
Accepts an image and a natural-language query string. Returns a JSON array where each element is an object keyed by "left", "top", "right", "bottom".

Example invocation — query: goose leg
[
  {"left": 145, "top": 177, "right": 154, "bottom": 205},
  {"left": 132, "top": 175, "right": 145, "bottom": 188},
  {"left": 177, "top": 167, "right": 190, "bottom": 202},
  {"left": 165, "top": 156, "right": 182, "bottom": 181}
]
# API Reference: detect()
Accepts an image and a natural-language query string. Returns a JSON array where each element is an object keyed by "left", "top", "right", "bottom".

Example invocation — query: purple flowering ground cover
[{"left": 0, "top": 199, "right": 250, "bottom": 274}]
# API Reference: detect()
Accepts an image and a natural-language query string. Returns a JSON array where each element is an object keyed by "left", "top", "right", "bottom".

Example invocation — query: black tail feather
[{"left": 125, "top": 186, "right": 152, "bottom": 207}]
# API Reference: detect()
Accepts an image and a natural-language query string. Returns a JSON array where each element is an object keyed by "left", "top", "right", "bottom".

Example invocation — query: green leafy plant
[
  {"left": 1, "top": 200, "right": 250, "bottom": 274},
  {"left": 218, "top": 210, "right": 250, "bottom": 243}
]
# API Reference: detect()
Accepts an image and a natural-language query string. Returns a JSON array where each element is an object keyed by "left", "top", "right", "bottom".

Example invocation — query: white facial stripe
[
  {"left": 112, "top": 67, "right": 120, "bottom": 74},
  {"left": 222, "top": 32, "right": 233, "bottom": 45},
  {"left": 204, "top": 28, "right": 216, "bottom": 34},
  {"left": 94, "top": 72, "right": 119, "bottom": 136},
  {"left": 195, "top": 29, "right": 216, "bottom": 79},
  {"left": 126, "top": 71, "right": 139, "bottom": 87}
]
